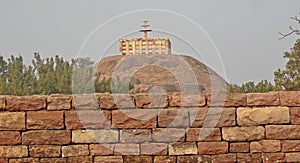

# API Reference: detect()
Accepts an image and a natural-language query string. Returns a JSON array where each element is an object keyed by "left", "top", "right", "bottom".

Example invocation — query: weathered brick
[
  {"left": 207, "top": 93, "right": 247, "bottom": 106},
  {"left": 22, "top": 130, "right": 70, "bottom": 145},
  {"left": 250, "top": 140, "right": 281, "bottom": 152},
  {"left": 190, "top": 107, "right": 236, "bottom": 127},
  {"left": 177, "top": 156, "right": 211, "bottom": 163},
  {"left": 123, "top": 156, "right": 152, "bottom": 163},
  {"left": 186, "top": 128, "right": 221, "bottom": 141},
  {"left": 152, "top": 128, "right": 185, "bottom": 142},
  {"left": 169, "top": 93, "right": 206, "bottom": 107},
  {"left": 89, "top": 144, "right": 114, "bottom": 156},
  {"left": 27, "top": 111, "right": 64, "bottom": 129},
  {"left": 114, "top": 144, "right": 140, "bottom": 155},
  {"left": 262, "top": 153, "right": 285, "bottom": 163},
  {"left": 290, "top": 107, "right": 300, "bottom": 124},
  {"left": 230, "top": 142, "right": 249, "bottom": 153},
  {"left": 237, "top": 107, "right": 290, "bottom": 126},
  {"left": 65, "top": 110, "right": 111, "bottom": 129},
  {"left": 29, "top": 145, "right": 61, "bottom": 157},
  {"left": 286, "top": 153, "right": 300, "bottom": 162},
  {"left": 237, "top": 153, "right": 262, "bottom": 163},
  {"left": 135, "top": 93, "right": 168, "bottom": 108},
  {"left": 266, "top": 125, "right": 300, "bottom": 139},
  {"left": 0, "top": 158, "right": 7, "bottom": 163},
  {"left": 94, "top": 156, "right": 123, "bottom": 163},
  {"left": 120, "top": 129, "right": 151, "bottom": 143},
  {"left": 0, "top": 112, "right": 25, "bottom": 130},
  {"left": 247, "top": 92, "right": 279, "bottom": 106},
  {"left": 158, "top": 108, "right": 189, "bottom": 127},
  {"left": 282, "top": 140, "right": 300, "bottom": 152},
  {"left": 47, "top": 96, "right": 71, "bottom": 110},
  {"left": 169, "top": 142, "right": 197, "bottom": 155},
  {"left": 211, "top": 154, "right": 236, "bottom": 163},
  {"left": 222, "top": 126, "right": 265, "bottom": 141},
  {"left": 141, "top": 143, "right": 168, "bottom": 155},
  {"left": 112, "top": 109, "right": 156, "bottom": 128},
  {"left": 198, "top": 142, "right": 228, "bottom": 154},
  {"left": 9, "top": 158, "right": 39, "bottom": 163},
  {"left": 73, "top": 94, "right": 99, "bottom": 110},
  {"left": 66, "top": 156, "right": 92, "bottom": 163},
  {"left": 0, "top": 146, "right": 28, "bottom": 158},
  {"left": 154, "top": 156, "right": 176, "bottom": 163},
  {"left": 62, "top": 145, "right": 89, "bottom": 157},
  {"left": 40, "top": 158, "right": 66, "bottom": 163},
  {"left": 99, "top": 93, "right": 134, "bottom": 109},
  {"left": 0, "top": 131, "right": 20, "bottom": 145},
  {"left": 280, "top": 91, "right": 300, "bottom": 106},
  {"left": 72, "top": 130, "right": 118, "bottom": 143},
  {"left": 6, "top": 96, "right": 46, "bottom": 111}
]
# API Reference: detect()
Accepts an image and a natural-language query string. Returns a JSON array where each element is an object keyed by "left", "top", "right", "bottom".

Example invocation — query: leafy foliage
[{"left": 228, "top": 80, "right": 275, "bottom": 93}]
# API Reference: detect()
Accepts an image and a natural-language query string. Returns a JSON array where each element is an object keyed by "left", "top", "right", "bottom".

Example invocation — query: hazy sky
[{"left": 0, "top": 0, "right": 299, "bottom": 84}]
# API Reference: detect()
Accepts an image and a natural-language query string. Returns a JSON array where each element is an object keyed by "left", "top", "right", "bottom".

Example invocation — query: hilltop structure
[{"left": 119, "top": 21, "right": 171, "bottom": 55}]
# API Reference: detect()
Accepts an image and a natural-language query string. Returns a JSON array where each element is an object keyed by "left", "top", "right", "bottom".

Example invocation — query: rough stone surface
[
  {"left": 158, "top": 108, "right": 189, "bottom": 127},
  {"left": 177, "top": 156, "right": 211, "bottom": 163},
  {"left": 290, "top": 107, "right": 300, "bottom": 124},
  {"left": 120, "top": 129, "right": 151, "bottom": 143},
  {"left": 40, "top": 158, "right": 66, "bottom": 163},
  {"left": 89, "top": 144, "right": 113, "bottom": 156},
  {"left": 112, "top": 109, "right": 157, "bottom": 128},
  {"left": 207, "top": 93, "right": 247, "bottom": 107},
  {"left": 169, "top": 142, "right": 197, "bottom": 155},
  {"left": 9, "top": 158, "right": 39, "bottom": 163},
  {"left": 250, "top": 140, "right": 281, "bottom": 152},
  {"left": 27, "top": 111, "right": 64, "bottom": 129},
  {"left": 114, "top": 144, "right": 140, "bottom": 155},
  {"left": 0, "top": 131, "right": 20, "bottom": 145},
  {"left": 6, "top": 96, "right": 46, "bottom": 111},
  {"left": 266, "top": 125, "right": 300, "bottom": 139},
  {"left": 65, "top": 110, "right": 111, "bottom": 129},
  {"left": 135, "top": 94, "right": 168, "bottom": 108},
  {"left": 0, "top": 112, "right": 25, "bottom": 130},
  {"left": 99, "top": 93, "right": 118, "bottom": 110},
  {"left": 72, "top": 130, "right": 118, "bottom": 143},
  {"left": 141, "top": 143, "right": 168, "bottom": 155},
  {"left": 237, "top": 153, "right": 262, "bottom": 163},
  {"left": 47, "top": 96, "right": 71, "bottom": 110},
  {"left": 152, "top": 128, "right": 185, "bottom": 142},
  {"left": 282, "top": 140, "right": 300, "bottom": 152},
  {"left": 237, "top": 107, "right": 290, "bottom": 126},
  {"left": 286, "top": 153, "right": 300, "bottom": 162},
  {"left": 66, "top": 156, "right": 92, "bottom": 163},
  {"left": 198, "top": 142, "right": 228, "bottom": 154},
  {"left": 0, "top": 97, "right": 5, "bottom": 110},
  {"left": 280, "top": 91, "right": 300, "bottom": 106},
  {"left": 186, "top": 128, "right": 221, "bottom": 141},
  {"left": 0, "top": 146, "right": 28, "bottom": 158},
  {"left": 123, "top": 156, "right": 152, "bottom": 163},
  {"left": 230, "top": 142, "right": 249, "bottom": 153},
  {"left": 262, "top": 153, "right": 285, "bottom": 163},
  {"left": 73, "top": 94, "right": 99, "bottom": 109},
  {"left": 222, "top": 126, "right": 265, "bottom": 141},
  {"left": 94, "top": 156, "right": 123, "bottom": 163},
  {"left": 211, "top": 154, "right": 237, "bottom": 163},
  {"left": 247, "top": 92, "right": 279, "bottom": 106},
  {"left": 62, "top": 145, "right": 89, "bottom": 157},
  {"left": 189, "top": 107, "right": 236, "bottom": 127},
  {"left": 169, "top": 93, "right": 206, "bottom": 107},
  {"left": 154, "top": 156, "right": 176, "bottom": 163},
  {"left": 22, "top": 130, "right": 70, "bottom": 145},
  {"left": 29, "top": 145, "right": 61, "bottom": 157},
  {"left": 99, "top": 93, "right": 135, "bottom": 109}
]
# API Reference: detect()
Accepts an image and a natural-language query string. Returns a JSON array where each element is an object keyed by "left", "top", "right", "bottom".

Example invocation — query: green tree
[
  {"left": 0, "top": 54, "right": 8, "bottom": 94},
  {"left": 228, "top": 80, "right": 274, "bottom": 93}
]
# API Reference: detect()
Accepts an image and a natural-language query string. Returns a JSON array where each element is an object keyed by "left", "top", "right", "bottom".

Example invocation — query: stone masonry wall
[{"left": 0, "top": 92, "right": 300, "bottom": 162}]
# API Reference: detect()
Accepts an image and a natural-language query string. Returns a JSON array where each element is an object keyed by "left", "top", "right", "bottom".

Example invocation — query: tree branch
[{"left": 279, "top": 14, "right": 300, "bottom": 39}]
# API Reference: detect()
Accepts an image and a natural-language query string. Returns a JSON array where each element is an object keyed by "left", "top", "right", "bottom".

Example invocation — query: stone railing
[{"left": 0, "top": 91, "right": 300, "bottom": 162}]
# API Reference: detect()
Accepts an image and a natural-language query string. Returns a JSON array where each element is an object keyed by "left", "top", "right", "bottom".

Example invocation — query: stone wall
[{"left": 0, "top": 92, "right": 300, "bottom": 162}]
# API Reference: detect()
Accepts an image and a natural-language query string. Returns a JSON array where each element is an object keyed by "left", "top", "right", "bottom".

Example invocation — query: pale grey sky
[{"left": 0, "top": 0, "right": 299, "bottom": 84}]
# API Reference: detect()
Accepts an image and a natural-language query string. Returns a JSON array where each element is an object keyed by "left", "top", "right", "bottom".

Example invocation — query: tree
[
  {"left": 228, "top": 80, "right": 275, "bottom": 93},
  {"left": 279, "top": 13, "right": 300, "bottom": 39}
]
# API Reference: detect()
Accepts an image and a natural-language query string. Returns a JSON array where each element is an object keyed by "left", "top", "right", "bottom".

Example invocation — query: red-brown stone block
[
  {"left": 286, "top": 153, "right": 300, "bottom": 162},
  {"left": 112, "top": 109, "right": 157, "bottom": 128},
  {"left": 0, "top": 158, "right": 7, "bottom": 163},
  {"left": 114, "top": 144, "right": 140, "bottom": 155},
  {"left": 62, "top": 145, "right": 89, "bottom": 157},
  {"left": 290, "top": 107, "right": 300, "bottom": 124},
  {"left": 198, "top": 142, "right": 228, "bottom": 154},
  {"left": 211, "top": 154, "right": 236, "bottom": 163},
  {"left": 22, "top": 130, "right": 70, "bottom": 145},
  {"left": 169, "top": 142, "right": 197, "bottom": 155},
  {"left": 282, "top": 140, "right": 300, "bottom": 152},
  {"left": 280, "top": 91, "right": 300, "bottom": 106},
  {"left": 222, "top": 126, "right": 265, "bottom": 141},
  {"left": 141, "top": 143, "right": 168, "bottom": 155},
  {"left": 207, "top": 93, "right": 247, "bottom": 107},
  {"left": 66, "top": 156, "right": 92, "bottom": 163},
  {"left": 47, "top": 96, "right": 71, "bottom": 110},
  {"left": 0, "top": 97, "right": 5, "bottom": 110},
  {"left": 250, "top": 140, "right": 281, "bottom": 152},
  {"left": 262, "top": 153, "right": 285, "bottom": 163},
  {"left": 27, "top": 111, "right": 64, "bottom": 129},
  {"left": 177, "top": 156, "right": 211, "bottom": 163},
  {"left": 9, "top": 158, "right": 39, "bottom": 163},
  {"left": 230, "top": 142, "right": 249, "bottom": 153},
  {"left": 6, "top": 96, "right": 46, "bottom": 111},
  {"left": 0, "top": 112, "right": 25, "bottom": 130},
  {"left": 247, "top": 92, "right": 279, "bottom": 106},
  {"left": 65, "top": 110, "right": 111, "bottom": 129},
  {"left": 266, "top": 125, "right": 300, "bottom": 139},
  {"left": 73, "top": 94, "right": 99, "bottom": 109},
  {"left": 0, "top": 146, "right": 28, "bottom": 158},
  {"left": 120, "top": 129, "right": 151, "bottom": 143},
  {"left": 152, "top": 128, "right": 185, "bottom": 143},
  {"left": 72, "top": 130, "right": 118, "bottom": 143},
  {"left": 29, "top": 145, "right": 61, "bottom": 157},
  {"left": 0, "top": 131, "right": 20, "bottom": 145},
  {"left": 154, "top": 156, "right": 176, "bottom": 163},
  {"left": 169, "top": 93, "right": 206, "bottom": 107},
  {"left": 40, "top": 158, "right": 66, "bottom": 163},
  {"left": 237, "top": 153, "right": 262, "bottom": 163},
  {"left": 89, "top": 144, "right": 114, "bottom": 156},
  {"left": 158, "top": 108, "right": 189, "bottom": 127},
  {"left": 135, "top": 93, "right": 168, "bottom": 108},
  {"left": 123, "top": 156, "right": 152, "bottom": 163},
  {"left": 94, "top": 156, "right": 123, "bottom": 163},
  {"left": 186, "top": 128, "right": 221, "bottom": 141},
  {"left": 99, "top": 93, "right": 135, "bottom": 109}
]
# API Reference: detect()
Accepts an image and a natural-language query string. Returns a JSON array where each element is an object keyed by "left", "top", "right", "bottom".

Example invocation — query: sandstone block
[
  {"left": 65, "top": 110, "right": 111, "bottom": 129},
  {"left": 0, "top": 112, "right": 25, "bottom": 130},
  {"left": 152, "top": 128, "right": 185, "bottom": 142},
  {"left": 114, "top": 144, "right": 140, "bottom": 155},
  {"left": 169, "top": 93, "right": 206, "bottom": 107},
  {"left": 250, "top": 140, "right": 281, "bottom": 152},
  {"left": 141, "top": 143, "right": 168, "bottom": 155},
  {"left": 207, "top": 93, "right": 247, "bottom": 107},
  {"left": 247, "top": 92, "right": 279, "bottom": 106},
  {"left": 0, "top": 146, "right": 28, "bottom": 158},
  {"left": 6, "top": 96, "right": 46, "bottom": 111},
  {"left": 9, "top": 158, "right": 39, "bottom": 163},
  {"left": 120, "top": 129, "right": 151, "bottom": 143},
  {"left": 158, "top": 108, "right": 189, "bottom": 127},
  {"left": 99, "top": 93, "right": 117, "bottom": 110},
  {"left": 72, "top": 130, "right": 118, "bottom": 143},
  {"left": 237, "top": 107, "right": 290, "bottom": 126},
  {"left": 47, "top": 96, "right": 71, "bottom": 110},
  {"left": 280, "top": 91, "right": 300, "bottom": 106},
  {"left": 29, "top": 145, "right": 61, "bottom": 157},
  {"left": 290, "top": 107, "right": 300, "bottom": 124},
  {"left": 99, "top": 93, "right": 134, "bottom": 109},
  {"left": 211, "top": 154, "right": 237, "bottom": 163},
  {"left": 286, "top": 153, "right": 300, "bottom": 162},
  {"left": 73, "top": 94, "right": 99, "bottom": 109},
  {"left": 112, "top": 109, "right": 156, "bottom": 128},
  {"left": 237, "top": 153, "right": 262, "bottom": 163},
  {"left": 22, "top": 130, "right": 70, "bottom": 145},
  {"left": 230, "top": 142, "right": 249, "bottom": 153},
  {"left": 222, "top": 126, "right": 265, "bottom": 141},
  {"left": 89, "top": 144, "right": 114, "bottom": 156},
  {"left": 169, "top": 142, "right": 197, "bottom": 155},
  {"left": 0, "top": 97, "right": 5, "bottom": 110},
  {"left": 27, "top": 111, "right": 64, "bottom": 129},
  {"left": 123, "top": 156, "right": 152, "bottom": 163},
  {"left": 94, "top": 156, "right": 123, "bottom": 163},
  {"left": 262, "top": 153, "right": 285, "bottom": 163},
  {"left": 66, "top": 156, "right": 92, "bottom": 163},
  {"left": 186, "top": 128, "right": 221, "bottom": 141},
  {"left": 198, "top": 142, "right": 228, "bottom": 154},
  {"left": 177, "top": 156, "right": 211, "bottom": 163},
  {"left": 40, "top": 158, "right": 66, "bottom": 163},
  {"left": 0, "top": 131, "right": 20, "bottom": 145},
  {"left": 154, "top": 156, "right": 176, "bottom": 163},
  {"left": 62, "top": 145, "right": 89, "bottom": 157},
  {"left": 266, "top": 125, "right": 300, "bottom": 139},
  {"left": 136, "top": 93, "right": 168, "bottom": 108},
  {"left": 282, "top": 140, "right": 300, "bottom": 152},
  {"left": 0, "top": 157, "right": 7, "bottom": 163}
]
